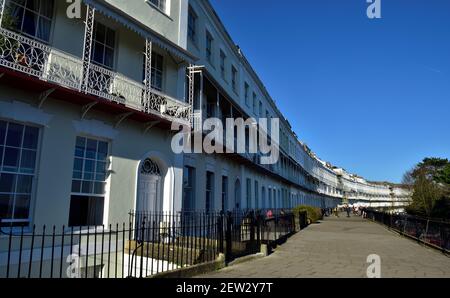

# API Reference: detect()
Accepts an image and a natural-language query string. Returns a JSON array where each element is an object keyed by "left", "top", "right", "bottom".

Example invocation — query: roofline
[
  {"left": 200, "top": 0, "right": 401, "bottom": 188},
  {"left": 201, "top": 0, "right": 290, "bottom": 127}
]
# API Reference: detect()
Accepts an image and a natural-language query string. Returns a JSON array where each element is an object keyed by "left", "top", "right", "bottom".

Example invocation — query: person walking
[
  {"left": 346, "top": 205, "right": 351, "bottom": 217},
  {"left": 334, "top": 207, "right": 339, "bottom": 218}
]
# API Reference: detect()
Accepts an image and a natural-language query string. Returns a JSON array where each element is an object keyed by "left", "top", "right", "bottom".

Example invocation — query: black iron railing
[
  {"left": 365, "top": 209, "right": 450, "bottom": 253},
  {"left": 222, "top": 209, "right": 299, "bottom": 262},
  {"left": 0, "top": 209, "right": 307, "bottom": 278}
]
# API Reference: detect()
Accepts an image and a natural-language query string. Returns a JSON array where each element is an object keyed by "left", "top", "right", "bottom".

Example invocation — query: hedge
[{"left": 293, "top": 205, "right": 323, "bottom": 224}]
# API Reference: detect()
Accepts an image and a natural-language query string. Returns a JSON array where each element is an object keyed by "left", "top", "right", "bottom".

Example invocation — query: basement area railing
[{"left": 0, "top": 209, "right": 307, "bottom": 278}]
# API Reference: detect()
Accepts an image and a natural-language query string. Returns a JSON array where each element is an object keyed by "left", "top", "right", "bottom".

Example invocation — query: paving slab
[{"left": 196, "top": 215, "right": 450, "bottom": 278}]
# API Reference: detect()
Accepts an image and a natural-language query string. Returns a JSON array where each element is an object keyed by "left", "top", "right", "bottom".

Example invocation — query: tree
[
  {"left": 402, "top": 168, "right": 415, "bottom": 191},
  {"left": 410, "top": 169, "right": 442, "bottom": 216},
  {"left": 435, "top": 163, "right": 450, "bottom": 185},
  {"left": 405, "top": 157, "right": 450, "bottom": 218},
  {"left": 414, "top": 158, "right": 449, "bottom": 180}
]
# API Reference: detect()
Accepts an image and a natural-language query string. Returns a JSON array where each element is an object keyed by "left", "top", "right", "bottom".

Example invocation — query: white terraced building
[
  {"left": 0, "top": 0, "right": 411, "bottom": 229},
  {"left": 0, "top": 0, "right": 411, "bottom": 278},
  {"left": 182, "top": 0, "right": 411, "bottom": 214}
]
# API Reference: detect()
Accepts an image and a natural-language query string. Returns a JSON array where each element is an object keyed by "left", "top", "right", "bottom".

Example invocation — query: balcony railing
[{"left": 0, "top": 28, "right": 191, "bottom": 125}]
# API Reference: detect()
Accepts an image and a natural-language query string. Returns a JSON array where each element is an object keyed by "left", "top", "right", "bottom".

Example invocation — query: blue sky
[{"left": 210, "top": 0, "right": 450, "bottom": 183}]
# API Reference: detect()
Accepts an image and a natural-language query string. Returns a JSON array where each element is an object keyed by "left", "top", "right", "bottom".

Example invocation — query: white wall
[{"left": 0, "top": 85, "right": 183, "bottom": 227}]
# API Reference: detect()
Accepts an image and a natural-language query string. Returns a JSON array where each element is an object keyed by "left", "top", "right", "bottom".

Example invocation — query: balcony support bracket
[
  {"left": 81, "top": 101, "right": 98, "bottom": 120},
  {"left": 37, "top": 88, "right": 56, "bottom": 109},
  {"left": 143, "top": 121, "right": 160, "bottom": 135},
  {"left": 114, "top": 112, "right": 134, "bottom": 128}
]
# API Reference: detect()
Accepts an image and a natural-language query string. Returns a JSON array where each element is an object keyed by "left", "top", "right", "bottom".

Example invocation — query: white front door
[{"left": 138, "top": 175, "right": 161, "bottom": 213}]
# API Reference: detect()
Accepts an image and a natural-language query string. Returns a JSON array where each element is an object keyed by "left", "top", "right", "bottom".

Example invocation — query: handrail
[{"left": 0, "top": 28, "right": 191, "bottom": 124}]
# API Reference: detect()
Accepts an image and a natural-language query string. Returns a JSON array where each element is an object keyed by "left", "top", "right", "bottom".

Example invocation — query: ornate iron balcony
[{"left": 0, "top": 28, "right": 191, "bottom": 125}]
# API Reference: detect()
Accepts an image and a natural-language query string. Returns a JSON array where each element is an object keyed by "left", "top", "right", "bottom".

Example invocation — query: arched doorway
[
  {"left": 137, "top": 158, "right": 163, "bottom": 214},
  {"left": 234, "top": 179, "right": 241, "bottom": 210}
]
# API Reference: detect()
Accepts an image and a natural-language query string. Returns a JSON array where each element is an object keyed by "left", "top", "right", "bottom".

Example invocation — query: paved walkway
[{"left": 198, "top": 215, "right": 450, "bottom": 278}]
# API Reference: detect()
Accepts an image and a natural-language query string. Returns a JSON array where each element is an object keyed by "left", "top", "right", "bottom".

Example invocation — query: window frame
[
  {"left": 0, "top": 119, "right": 41, "bottom": 228},
  {"left": 151, "top": 52, "right": 164, "bottom": 91},
  {"left": 254, "top": 180, "right": 259, "bottom": 209},
  {"left": 221, "top": 175, "right": 228, "bottom": 212},
  {"left": 91, "top": 21, "right": 116, "bottom": 70},
  {"left": 206, "top": 31, "right": 214, "bottom": 65},
  {"left": 266, "top": 110, "right": 271, "bottom": 132},
  {"left": 252, "top": 92, "right": 258, "bottom": 115},
  {"left": 6, "top": 0, "right": 55, "bottom": 43},
  {"left": 142, "top": 51, "right": 165, "bottom": 91},
  {"left": 146, "top": 0, "right": 167, "bottom": 14},
  {"left": 246, "top": 178, "right": 251, "bottom": 209},
  {"left": 187, "top": 6, "right": 197, "bottom": 43},
  {"left": 183, "top": 166, "right": 196, "bottom": 211},
  {"left": 68, "top": 195, "right": 105, "bottom": 228},
  {"left": 69, "top": 136, "right": 111, "bottom": 227},
  {"left": 205, "top": 171, "right": 214, "bottom": 213},
  {"left": 244, "top": 82, "right": 250, "bottom": 107},
  {"left": 219, "top": 50, "right": 226, "bottom": 79},
  {"left": 231, "top": 65, "right": 238, "bottom": 93}
]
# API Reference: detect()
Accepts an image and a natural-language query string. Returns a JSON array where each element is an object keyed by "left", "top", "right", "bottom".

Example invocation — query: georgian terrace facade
[
  {"left": 181, "top": 0, "right": 411, "bottom": 214},
  {"left": 0, "top": 0, "right": 197, "bottom": 228},
  {"left": 0, "top": 0, "right": 410, "bottom": 230}
]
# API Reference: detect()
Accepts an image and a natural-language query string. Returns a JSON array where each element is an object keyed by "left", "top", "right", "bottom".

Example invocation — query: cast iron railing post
[
  {"left": 225, "top": 211, "right": 232, "bottom": 263},
  {"left": 256, "top": 211, "right": 261, "bottom": 252},
  {"left": 218, "top": 212, "right": 224, "bottom": 254},
  {"left": 249, "top": 211, "right": 255, "bottom": 253}
]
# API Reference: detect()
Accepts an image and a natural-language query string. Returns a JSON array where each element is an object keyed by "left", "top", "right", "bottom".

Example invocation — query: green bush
[{"left": 293, "top": 205, "right": 323, "bottom": 224}]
